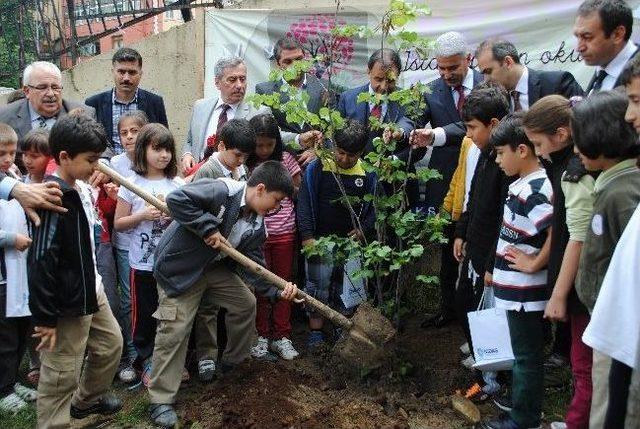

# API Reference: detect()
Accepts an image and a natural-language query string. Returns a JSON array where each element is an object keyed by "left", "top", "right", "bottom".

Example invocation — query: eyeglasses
[{"left": 27, "top": 84, "right": 63, "bottom": 92}]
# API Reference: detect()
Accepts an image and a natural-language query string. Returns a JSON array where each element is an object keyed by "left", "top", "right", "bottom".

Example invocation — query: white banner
[{"left": 205, "top": 0, "right": 640, "bottom": 99}]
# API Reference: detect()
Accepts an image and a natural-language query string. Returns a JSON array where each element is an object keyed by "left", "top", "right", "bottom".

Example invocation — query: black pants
[
  {"left": 0, "top": 284, "right": 30, "bottom": 397},
  {"left": 454, "top": 257, "right": 484, "bottom": 354},
  {"left": 605, "top": 358, "right": 633, "bottom": 428},
  {"left": 438, "top": 222, "right": 459, "bottom": 318},
  {"left": 131, "top": 269, "right": 159, "bottom": 366}
]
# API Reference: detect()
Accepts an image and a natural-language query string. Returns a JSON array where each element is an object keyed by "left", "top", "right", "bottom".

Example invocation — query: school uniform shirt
[
  {"left": 493, "top": 169, "right": 554, "bottom": 312},
  {"left": 118, "top": 175, "right": 184, "bottom": 271},
  {"left": 259, "top": 152, "right": 300, "bottom": 237},
  {"left": 109, "top": 153, "right": 135, "bottom": 251},
  {"left": 583, "top": 204, "right": 640, "bottom": 369},
  {"left": 315, "top": 159, "right": 368, "bottom": 238}
]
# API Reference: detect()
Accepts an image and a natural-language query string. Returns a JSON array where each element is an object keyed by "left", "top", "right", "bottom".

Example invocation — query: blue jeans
[
  {"left": 115, "top": 248, "right": 136, "bottom": 362},
  {"left": 304, "top": 255, "right": 352, "bottom": 316}
]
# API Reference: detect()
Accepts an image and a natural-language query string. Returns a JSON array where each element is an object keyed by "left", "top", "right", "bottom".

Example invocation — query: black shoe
[
  {"left": 493, "top": 391, "right": 513, "bottom": 412},
  {"left": 420, "top": 312, "right": 455, "bottom": 328},
  {"left": 478, "top": 413, "right": 520, "bottom": 429},
  {"left": 149, "top": 403, "right": 178, "bottom": 428},
  {"left": 70, "top": 394, "right": 122, "bottom": 419}
]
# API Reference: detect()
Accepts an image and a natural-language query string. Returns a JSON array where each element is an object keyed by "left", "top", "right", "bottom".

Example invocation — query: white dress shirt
[
  {"left": 591, "top": 40, "right": 638, "bottom": 93},
  {"left": 512, "top": 66, "right": 530, "bottom": 112},
  {"left": 432, "top": 68, "right": 475, "bottom": 147},
  {"left": 202, "top": 100, "right": 240, "bottom": 158}
]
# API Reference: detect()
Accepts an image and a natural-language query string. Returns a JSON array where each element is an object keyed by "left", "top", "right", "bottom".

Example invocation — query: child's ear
[
  {"left": 555, "top": 127, "right": 570, "bottom": 145},
  {"left": 217, "top": 140, "right": 226, "bottom": 151},
  {"left": 58, "top": 151, "right": 69, "bottom": 163}
]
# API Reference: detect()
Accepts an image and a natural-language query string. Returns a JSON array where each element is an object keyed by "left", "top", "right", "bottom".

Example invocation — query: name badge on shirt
[{"left": 591, "top": 214, "right": 604, "bottom": 236}]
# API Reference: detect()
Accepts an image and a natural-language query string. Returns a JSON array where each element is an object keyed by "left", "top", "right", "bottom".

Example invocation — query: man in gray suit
[
  {"left": 255, "top": 37, "right": 326, "bottom": 165},
  {"left": 0, "top": 61, "right": 95, "bottom": 170}
]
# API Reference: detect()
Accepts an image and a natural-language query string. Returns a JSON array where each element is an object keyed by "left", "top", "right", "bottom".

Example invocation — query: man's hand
[
  {"left": 297, "top": 149, "right": 317, "bottom": 167},
  {"left": 544, "top": 294, "right": 568, "bottom": 322},
  {"left": 279, "top": 282, "right": 301, "bottom": 301},
  {"left": 204, "top": 231, "right": 229, "bottom": 249},
  {"left": 484, "top": 271, "right": 493, "bottom": 287},
  {"left": 88, "top": 170, "right": 110, "bottom": 188},
  {"left": 383, "top": 128, "right": 403, "bottom": 143},
  {"left": 33, "top": 326, "right": 57, "bottom": 352},
  {"left": 181, "top": 154, "right": 195, "bottom": 174},
  {"left": 14, "top": 234, "right": 32, "bottom": 252},
  {"left": 453, "top": 238, "right": 465, "bottom": 262},
  {"left": 299, "top": 130, "right": 323, "bottom": 149},
  {"left": 504, "top": 246, "right": 537, "bottom": 273},
  {"left": 11, "top": 181, "right": 66, "bottom": 226},
  {"left": 409, "top": 128, "right": 435, "bottom": 148}
]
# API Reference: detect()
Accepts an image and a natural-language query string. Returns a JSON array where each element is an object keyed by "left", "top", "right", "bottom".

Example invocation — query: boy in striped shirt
[{"left": 480, "top": 113, "right": 553, "bottom": 429}]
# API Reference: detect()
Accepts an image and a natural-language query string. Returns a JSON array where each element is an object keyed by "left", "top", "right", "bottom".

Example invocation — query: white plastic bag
[
  {"left": 468, "top": 287, "right": 514, "bottom": 371},
  {"left": 339, "top": 256, "right": 366, "bottom": 309},
  {"left": 0, "top": 200, "right": 30, "bottom": 317}
]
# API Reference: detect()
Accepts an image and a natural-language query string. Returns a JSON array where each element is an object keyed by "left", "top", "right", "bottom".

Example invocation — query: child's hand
[
  {"left": 504, "top": 246, "right": 537, "bottom": 273},
  {"left": 484, "top": 271, "right": 493, "bottom": 287},
  {"left": 544, "top": 294, "right": 568, "bottom": 322},
  {"left": 33, "top": 326, "right": 57, "bottom": 352},
  {"left": 89, "top": 170, "right": 110, "bottom": 188},
  {"left": 204, "top": 232, "right": 229, "bottom": 249},
  {"left": 297, "top": 149, "right": 317, "bottom": 167},
  {"left": 383, "top": 127, "right": 403, "bottom": 143},
  {"left": 280, "top": 282, "right": 301, "bottom": 302},
  {"left": 104, "top": 182, "right": 120, "bottom": 201},
  {"left": 301, "top": 238, "right": 316, "bottom": 248},
  {"left": 453, "top": 238, "right": 465, "bottom": 262},
  {"left": 141, "top": 206, "right": 163, "bottom": 221},
  {"left": 14, "top": 234, "right": 32, "bottom": 251},
  {"left": 299, "top": 130, "right": 323, "bottom": 149},
  {"left": 348, "top": 229, "right": 364, "bottom": 242}
]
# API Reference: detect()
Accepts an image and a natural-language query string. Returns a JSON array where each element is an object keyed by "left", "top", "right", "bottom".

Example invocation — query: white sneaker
[
  {"left": 118, "top": 365, "right": 138, "bottom": 383},
  {"left": 270, "top": 337, "right": 299, "bottom": 360},
  {"left": 0, "top": 392, "right": 28, "bottom": 414},
  {"left": 459, "top": 342, "right": 470, "bottom": 355},
  {"left": 550, "top": 423, "right": 567, "bottom": 429},
  {"left": 250, "top": 336, "right": 270, "bottom": 359},
  {"left": 460, "top": 355, "right": 476, "bottom": 369},
  {"left": 13, "top": 383, "right": 36, "bottom": 402}
]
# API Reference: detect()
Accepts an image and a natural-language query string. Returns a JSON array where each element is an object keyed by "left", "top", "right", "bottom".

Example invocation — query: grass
[{"left": 0, "top": 406, "right": 37, "bottom": 429}]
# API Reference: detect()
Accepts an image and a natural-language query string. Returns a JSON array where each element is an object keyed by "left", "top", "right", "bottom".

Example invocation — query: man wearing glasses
[{"left": 0, "top": 61, "right": 95, "bottom": 171}]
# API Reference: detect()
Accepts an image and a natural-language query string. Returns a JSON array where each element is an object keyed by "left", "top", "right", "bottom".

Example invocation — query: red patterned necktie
[
  {"left": 370, "top": 104, "right": 382, "bottom": 120},
  {"left": 455, "top": 85, "right": 465, "bottom": 115}
]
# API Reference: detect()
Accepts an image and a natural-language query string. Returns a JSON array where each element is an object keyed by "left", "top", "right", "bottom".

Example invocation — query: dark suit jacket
[
  {"left": 0, "top": 98, "right": 96, "bottom": 141},
  {"left": 85, "top": 88, "right": 168, "bottom": 148},
  {"left": 527, "top": 68, "right": 584, "bottom": 105},
  {"left": 415, "top": 69, "right": 483, "bottom": 214},
  {"left": 255, "top": 74, "right": 328, "bottom": 134},
  {"left": 337, "top": 83, "right": 416, "bottom": 163},
  {"left": 585, "top": 47, "right": 640, "bottom": 93}
]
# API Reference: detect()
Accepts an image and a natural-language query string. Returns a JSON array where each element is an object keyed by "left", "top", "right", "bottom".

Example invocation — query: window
[{"left": 112, "top": 34, "right": 124, "bottom": 49}]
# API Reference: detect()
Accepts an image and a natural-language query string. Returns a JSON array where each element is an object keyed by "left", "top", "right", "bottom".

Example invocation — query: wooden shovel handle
[{"left": 96, "top": 161, "right": 353, "bottom": 330}]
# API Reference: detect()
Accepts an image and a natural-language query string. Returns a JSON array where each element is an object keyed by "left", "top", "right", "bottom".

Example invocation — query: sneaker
[
  {"left": 544, "top": 353, "right": 568, "bottom": 369},
  {"left": 550, "top": 423, "right": 567, "bottom": 429},
  {"left": 0, "top": 392, "right": 28, "bottom": 414},
  {"left": 70, "top": 393, "right": 123, "bottom": 419},
  {"left": 478, "top": 412, "right": 541, "bottom": 429},
  {"left": 149, "top": 403, "right": 178, "bottom": 428},
  {"left": 13, "top": 383, "right": 37, "bottom": 402},
  {"left": 197, "top": 359, "right": 216, "bottom": 382},
  {"left": 250, "top": 336, "right": 269, "bottom": 358},
  {"left": 460, "top": 355, "right": 476, "bottom": 369},
  {"left": 460, "top": 342, "right": 471, "bottom": 355},
  {"left": 493, "top": 391, "right": 513, "bottom": 412},
  {"left": 141, "top": 361, "right": 153, "bottom": 388},
  {"left": 118, "top": 365, "right": 138, "bottom": 384},
  {"left": 270, "top": 338, "right": 299, "bottom": 360},
  {"left": 459, "top": 383, "right": 491, "bottom": 403},
  {"left": 307, "top": 331, "right": 325, "bottom": 349}
]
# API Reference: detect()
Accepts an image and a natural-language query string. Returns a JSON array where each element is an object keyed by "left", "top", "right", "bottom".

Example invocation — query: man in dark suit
[
  {"left": 255, "top": 37, "right": 326, "bottom": 166},
  {"left": 337, "top": 49, "right": 415, "bottom": 162},
  {"left": 0, "top": 61, "right": 95, "bottom": 171},
  {"left": 86, "top": 47, "right": 168, "bottom": 157},
  {"left": 574, "top": 0, "right": 638, "bottom": 94},
  {"left": 475, "top": 39, "right": 584, "bottom": 111},
  {"left": 410, "top": 32, "right": 483, "bottom": 328}
]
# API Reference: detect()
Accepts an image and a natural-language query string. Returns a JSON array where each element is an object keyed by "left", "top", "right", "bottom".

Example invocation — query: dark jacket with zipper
[
  {"left": 27, "top": 176, "right": 98, "bottom": 327},
  {"left": 454, "top": 146, "right": 515, "bottom": 274}
]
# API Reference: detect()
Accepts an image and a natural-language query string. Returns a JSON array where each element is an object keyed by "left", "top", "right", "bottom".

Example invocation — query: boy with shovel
[{"left": 147, "top": 160, "right": 299, "bottom": 428}]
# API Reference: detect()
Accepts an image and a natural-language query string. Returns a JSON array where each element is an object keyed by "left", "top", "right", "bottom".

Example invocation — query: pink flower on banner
[{"left": 286, "top": 14, "right": 355, "bottom": 79}]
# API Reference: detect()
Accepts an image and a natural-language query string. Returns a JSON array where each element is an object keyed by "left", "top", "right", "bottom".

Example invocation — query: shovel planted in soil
[{"left": 97, "top": 162, "right": 397, "bottom": 368}]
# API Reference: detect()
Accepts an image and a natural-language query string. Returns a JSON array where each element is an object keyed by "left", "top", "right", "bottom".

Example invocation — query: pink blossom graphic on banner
[{"left": 286, "top": 14, "right": 354, "bottom": 79}]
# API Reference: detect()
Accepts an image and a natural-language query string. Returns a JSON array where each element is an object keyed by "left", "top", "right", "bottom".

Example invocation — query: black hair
[
  {"left": 117, "top": 110, "right": 149, "bottom": 132},
  {"left": 218, "top": 119, "right": 256, "bottom": 154},
  {"left": 578, "top": 0, "right": 633, "bottom": 41},
  {"left": 333, "top": 120, "right": 368, "bottom": 154},
  {"left": 571, "top": 89, "right": 639, "bottom": 160},
  {"left": 20, "top": 129, "right": 50, "bottom": 156},
  {"left": 49, "top": 113, "right": 108, "bottom": 162},
  {"left": 490, "top": 112, "right": 535, "bottom": 151},
  {"left": 462, "top": 81, "right": 510, "bottom": 125},
  {"left": 619, "top": 54, "right": 640, "bottom": 86},
  {"left": 247, "top": 159, "right": 294, "bottom": 199},
  {"left": 367, "top": 48, "right": 402, "bottom": 74},
  {"left": 132, "top": 123, "right": 178, "bottom": 178},
  {"left": 112, "top": 47, "right": 143, "bottom": 67},
  {"left": 273, "top": 37, "right": 303, "bottom": 62},
  {"left": 246, "top": 114, "right": 283, "bottom": 169},
  {"left": 475, "top": 39, "right": 521, "bottom": 64}
]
